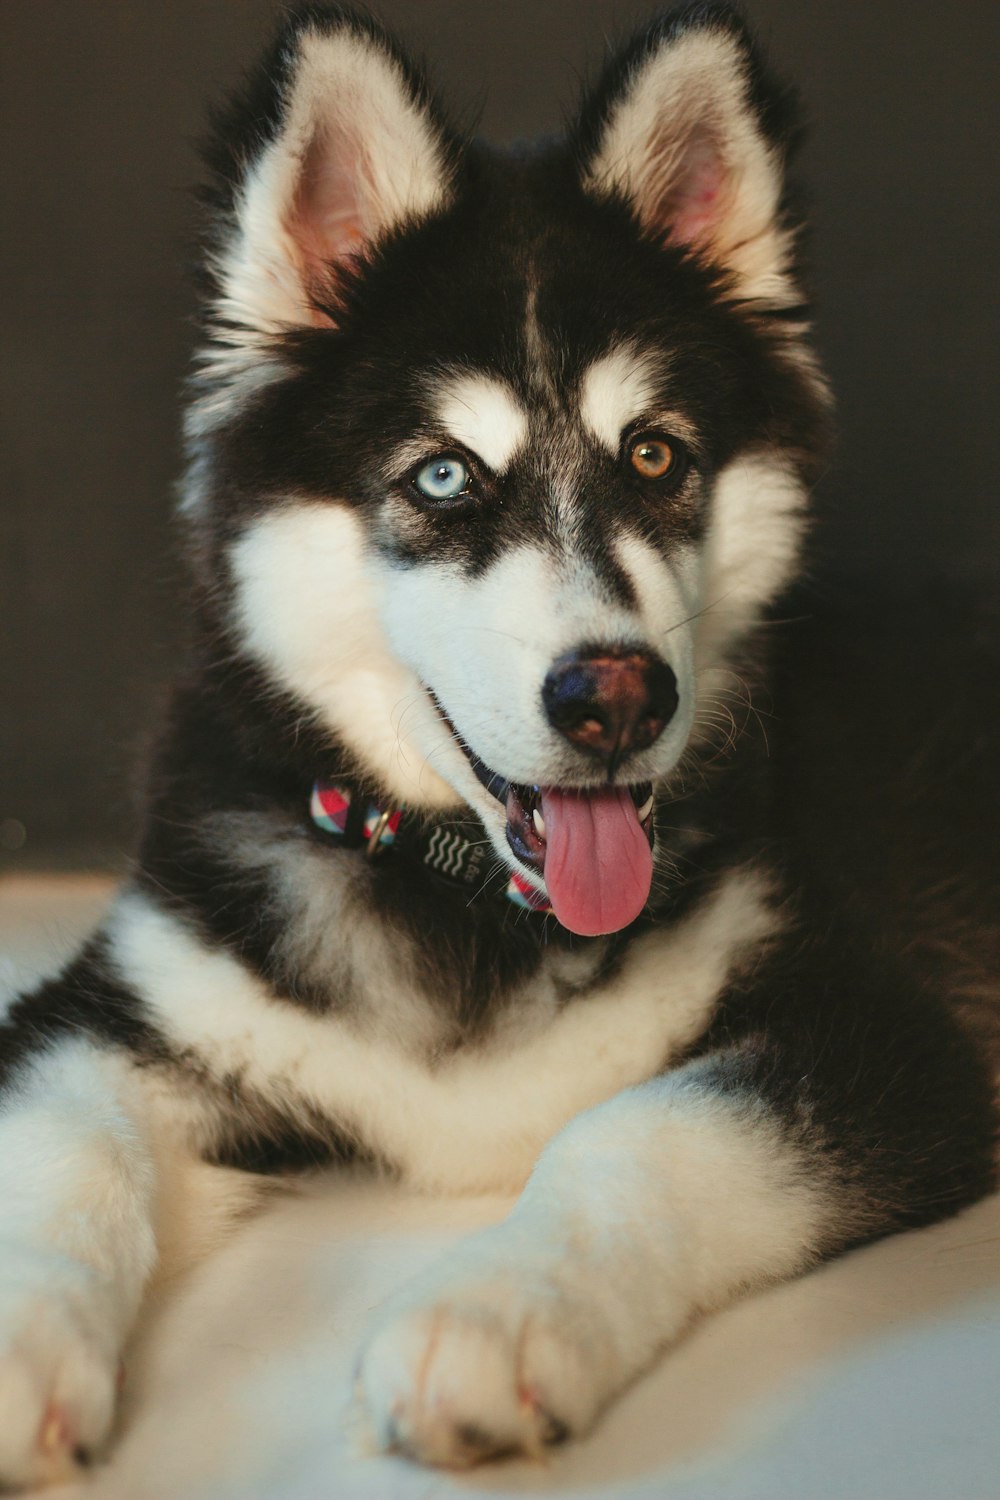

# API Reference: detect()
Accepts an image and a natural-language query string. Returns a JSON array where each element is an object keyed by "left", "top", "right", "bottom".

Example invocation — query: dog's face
[{"left": 186, "top": 6, "right": 829, "bottom": 936}]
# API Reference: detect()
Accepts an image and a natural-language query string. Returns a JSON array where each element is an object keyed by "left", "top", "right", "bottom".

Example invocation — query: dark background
[{"left": 2, "top": 0, "right": 998, "bottom": 873}]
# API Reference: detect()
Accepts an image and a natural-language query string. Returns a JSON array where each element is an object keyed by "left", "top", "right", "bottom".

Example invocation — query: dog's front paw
[
  {"left": 356, "top": 1237, "right": 618, "bottom": 1468},
  {"left": 0, "top": 1249, "right": 120, "bottom": 1491}
]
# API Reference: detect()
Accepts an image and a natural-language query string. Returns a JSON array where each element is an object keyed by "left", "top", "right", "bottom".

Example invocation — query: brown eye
[{"left": 629, "top": 433, "right": 677, "bottom": 480}]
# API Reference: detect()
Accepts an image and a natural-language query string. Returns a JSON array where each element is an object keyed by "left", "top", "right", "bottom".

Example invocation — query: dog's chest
[{"left": 111, "top": 869, "right": 775, "bottom": 1192}]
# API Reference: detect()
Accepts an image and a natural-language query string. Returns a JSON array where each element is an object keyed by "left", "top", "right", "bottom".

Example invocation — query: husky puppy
[{"left": 1, "top": 2, "right": 997, "bottom": 1484}]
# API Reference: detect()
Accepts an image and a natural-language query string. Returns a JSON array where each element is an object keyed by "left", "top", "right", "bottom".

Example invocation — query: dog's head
[{"left": 185, "top": 3, "right": 830, "bottom": 936}]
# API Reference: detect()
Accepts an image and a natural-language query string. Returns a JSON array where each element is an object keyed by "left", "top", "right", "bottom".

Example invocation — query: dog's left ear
[{"left": 574, "top": 6, "right": 800, "bottom": 302}]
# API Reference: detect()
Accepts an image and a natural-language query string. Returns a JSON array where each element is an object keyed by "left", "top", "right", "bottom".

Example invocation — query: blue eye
[{"left": 413, "top": 454, "right": 471, "bottom": 502}]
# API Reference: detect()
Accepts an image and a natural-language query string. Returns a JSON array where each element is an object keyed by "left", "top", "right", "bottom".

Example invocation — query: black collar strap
[{"left": 310, "top": 780, "right": 553, "bottom": 916}]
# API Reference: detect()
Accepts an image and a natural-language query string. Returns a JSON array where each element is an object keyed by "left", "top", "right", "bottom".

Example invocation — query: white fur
[
  {"left": 432, "top": 373, "right": 528, "bottom": 473},
  {"left": 695, "top": 453, "right": 808, "bottom": 674},
  {"left": 106, "top": 869, "right": 777, "bottom": 1195},
  {"left": 229, "top": 501, "right": 459, "bottom": 809},
  {"left": 358, "top": 1069, "right": 832, "bottom": 1464},
  {"left": 201, "top": 809, "right": 452, "bottom": 1055},
  {"left": 583, "top": 29, "right": 796, "bottom": 306},
  {"left": 377, "top": 541, "right": 697, "bottom": 792},
  {"left": 0, "top": 1043, "right": 157, "bottom": 1486},
  {"left": 579, "top": 345, "right": 659, "bottom": 451}
]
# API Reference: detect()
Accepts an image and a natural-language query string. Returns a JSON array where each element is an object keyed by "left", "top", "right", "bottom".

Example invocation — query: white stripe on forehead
[
  {"left": 432, "top": 373, "right": 528, "bottom": 472},
  {"left": 579, "top": 346, "right": 659, "bottom": 451}
]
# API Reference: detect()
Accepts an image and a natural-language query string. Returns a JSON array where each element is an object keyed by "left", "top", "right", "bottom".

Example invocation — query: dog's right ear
[{"left": 202, "top": 7, "right": 456, "bottom": 339}]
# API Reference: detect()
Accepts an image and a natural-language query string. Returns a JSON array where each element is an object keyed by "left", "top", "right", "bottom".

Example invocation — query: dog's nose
[{"left": 542, "top": 647, "right": 678, "bottom": 769}]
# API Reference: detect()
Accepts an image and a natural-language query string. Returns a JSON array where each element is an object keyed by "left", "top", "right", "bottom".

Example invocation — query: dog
[{"left": 2, "top": 1, "right": 997, "bottom": 1484}]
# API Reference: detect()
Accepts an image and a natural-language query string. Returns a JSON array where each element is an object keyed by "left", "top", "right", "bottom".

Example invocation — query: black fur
[
  {"left": 0, "top": 940, "right": 171, "bottom": 1089},
  {"left": 693, "top": 592, "right": 1000, "bottom": 1237}
]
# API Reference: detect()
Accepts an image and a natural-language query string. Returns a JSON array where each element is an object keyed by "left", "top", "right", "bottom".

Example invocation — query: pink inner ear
[
  {"left": 657, "top": 129, "right": 729, "bottom": 251},
  {"left": 289, "top": 127, "right": 370, "bottom": 321}
]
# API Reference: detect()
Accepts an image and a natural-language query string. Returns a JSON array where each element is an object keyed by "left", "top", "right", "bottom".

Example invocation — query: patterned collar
[{"left": 309, "top": 780, "right": 553, "bottom": 916}]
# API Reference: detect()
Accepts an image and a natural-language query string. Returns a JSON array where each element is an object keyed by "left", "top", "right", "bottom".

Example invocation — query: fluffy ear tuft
[
  {"left": 574, "top": 5, "right": 802, "bottom": 302},
  {"left": 202, "top": 5, "right": 457, "bottom": 341}
]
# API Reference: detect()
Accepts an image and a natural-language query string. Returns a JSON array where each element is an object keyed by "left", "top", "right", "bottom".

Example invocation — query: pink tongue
[{"left": 539, "top": 786, "right": 653, "bottom": 937}]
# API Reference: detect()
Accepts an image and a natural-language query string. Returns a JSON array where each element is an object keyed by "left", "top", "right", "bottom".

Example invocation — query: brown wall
[{"left": 2, "top": 0, "right": 998, "bottom": 871}]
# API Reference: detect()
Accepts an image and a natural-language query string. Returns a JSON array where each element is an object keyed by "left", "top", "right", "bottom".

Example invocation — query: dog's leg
[
  {"left": 357, "top": 930, "right": 996, "bottom": 1467},
  {"left": 357, "top": 1067, "right": 831, "bottom": 1466},
  {"left": 0, "top": 1032, "right": 164, "bottom": 1489}
]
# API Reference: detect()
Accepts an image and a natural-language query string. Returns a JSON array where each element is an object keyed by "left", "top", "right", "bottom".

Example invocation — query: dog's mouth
[{"left": 468, "top": 753, "right": 655, "bottom": 938}]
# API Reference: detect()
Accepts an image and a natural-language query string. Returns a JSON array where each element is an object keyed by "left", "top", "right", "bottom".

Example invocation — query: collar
[{"left": 310, "top": 779, "right": 553, "bottom": 916}]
